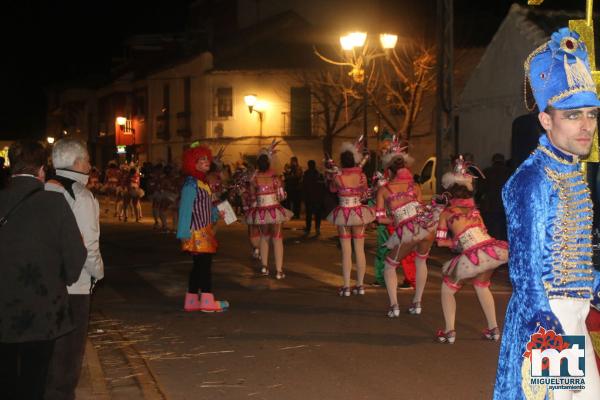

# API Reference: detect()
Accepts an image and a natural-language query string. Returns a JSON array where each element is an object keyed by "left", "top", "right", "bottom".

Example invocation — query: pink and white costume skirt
[
  {"left": 128, "top": 187, "right": 145, "bottom": 198},
  {"left": 245, "top": 194, "right": 293, "bottom": 225},
  {"left": 326, "top": 196, "right": 375, "bottom": 226},
  {"left": 441, "top": 227, "right": 508, "bottom": 286},
  {"left": 384, "top": 202, "right": 442, "bottom": 249}
]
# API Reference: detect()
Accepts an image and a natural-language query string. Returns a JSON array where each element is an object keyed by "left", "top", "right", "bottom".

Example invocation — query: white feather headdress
[
  {"left": 258, "top": 139, "right": 281, "bottom": 161},
  {"left": 339, "top": 134, "right": 369, "bottom": 167},
  {"left": 381, "top": 135, "right": 414, "bottom": 168},
  {"left": 441, "top": 155, "right": 485, "bottom": 191}
]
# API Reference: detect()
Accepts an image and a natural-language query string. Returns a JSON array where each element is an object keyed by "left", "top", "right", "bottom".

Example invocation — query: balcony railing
[
  {"left": 156, "top": 114, "right": 170, "bottom": 140},
  {"left": 176, "top": 111, "right": 191, "bottom": 138}
]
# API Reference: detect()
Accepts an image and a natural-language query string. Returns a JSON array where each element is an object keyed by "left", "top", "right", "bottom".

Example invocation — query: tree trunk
[{"left": 322, "top": 134, "right": 334, "bottom": 156}]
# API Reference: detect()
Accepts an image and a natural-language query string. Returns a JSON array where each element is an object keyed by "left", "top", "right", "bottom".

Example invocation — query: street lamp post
[
  {"left": 316, "top": 32, "right": 398, "bottom": 150},
  {"left": 244, "top": 94, "right": 266, "bottom": 136}
]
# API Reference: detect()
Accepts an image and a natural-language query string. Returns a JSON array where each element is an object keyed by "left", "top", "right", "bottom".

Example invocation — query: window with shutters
[
  {"left": 214, "top": 87, "right": 233, "bottom": 119},
  {"left": 290, "top": 87, "right": 311, "bottom": 136}
]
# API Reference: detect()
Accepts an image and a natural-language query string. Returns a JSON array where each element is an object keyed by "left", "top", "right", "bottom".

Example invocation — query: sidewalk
[{"left": 75, "top": 339, "right": 110, "bottom": 399}]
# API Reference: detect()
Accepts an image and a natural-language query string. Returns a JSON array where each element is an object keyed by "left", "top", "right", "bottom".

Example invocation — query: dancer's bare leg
[
  {"left": 338, "top": 226, "right": 352, "bottom": 288},
  {"left": 413, "top": 237, "right": 434, "bottom": 306},
  {"left": 473, "top": 271, "right": 497, "bottom": 330},
  {"left": 272, "top": 223, "right": 284, "bottom": 274},
  {"left": 259, "top": 224, "right": 270, "bottom": 273},
  {"left": 351, "top": 225, "right": 367, "bottom": 287}
]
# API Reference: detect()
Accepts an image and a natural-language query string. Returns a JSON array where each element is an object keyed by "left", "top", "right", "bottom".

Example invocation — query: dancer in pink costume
[
  {"left": 245, "top": 140, "right": 292, "bottom": 279},
  {"left": 326, "top": 137, "right": 375, "bottom": 296},
  {"left": 375, "top": 137, "right": 442, "bottom": 317},
  {"left": 435, "top": 156, "right": 508, "bottom": 344}
]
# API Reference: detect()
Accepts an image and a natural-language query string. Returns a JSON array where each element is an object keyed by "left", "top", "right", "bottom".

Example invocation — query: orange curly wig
[{"left": 182, "top": 144, "right": 213, "bottom": 181}]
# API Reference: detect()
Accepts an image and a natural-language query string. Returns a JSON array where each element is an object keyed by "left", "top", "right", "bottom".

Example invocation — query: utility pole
[{"left": 435, "top": 0, "right": 455, "bottom": 192}]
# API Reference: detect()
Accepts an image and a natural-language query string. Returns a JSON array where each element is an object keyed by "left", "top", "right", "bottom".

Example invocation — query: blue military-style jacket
[{"left": 494, "top": 134, "right": 600, "bottom": 399}]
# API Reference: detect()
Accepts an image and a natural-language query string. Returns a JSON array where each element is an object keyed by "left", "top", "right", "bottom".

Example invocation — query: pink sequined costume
[
  {"left": 382, "top": 175, "right": 441, "bottom": 250},
  {"left": 326, "top": 167, "right": 375, "bottom": 226},
  {"left": 245, "top": 171, "right": 293, "bottom": 225},
  {"left": 437, "top": 199, "right": 508, "bottom": 288}
]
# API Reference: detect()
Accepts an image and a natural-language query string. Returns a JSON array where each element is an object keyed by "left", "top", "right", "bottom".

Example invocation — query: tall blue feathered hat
[{"left": 525, "top": 27, "right": 600, "bottom": 111}]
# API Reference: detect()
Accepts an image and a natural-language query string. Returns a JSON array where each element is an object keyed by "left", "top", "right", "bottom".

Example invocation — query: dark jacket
[
  {"left": 302, "top": 168, "right": 325, "bottom": 204},
  {"left": 0, "top": 176, "right": 87, "bottom": 343},
  {"left": 479, "top": 163, "right": 512, "bottom": 213}
]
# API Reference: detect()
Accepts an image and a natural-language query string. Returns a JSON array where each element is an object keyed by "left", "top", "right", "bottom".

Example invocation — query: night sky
[{"left": 0, "top": 0, "right": 585, "bottom": 139}]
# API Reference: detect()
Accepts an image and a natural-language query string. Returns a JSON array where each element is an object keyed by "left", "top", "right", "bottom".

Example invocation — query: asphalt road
[{"left": 89, "top": 203, "right": 511, "bottom": 400}]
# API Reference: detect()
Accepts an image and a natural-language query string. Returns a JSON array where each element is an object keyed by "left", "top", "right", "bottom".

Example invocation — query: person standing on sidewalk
[
  {"left": 283, "top": 156, "right": 303, "bottom": 219},
  {"left": 44, "top": 138, "right": 104, "bottom": 400},
  {"left": 0, "top": 140, "right": 87, "bottom": 400},
  {"left": 302, "top": 160, "right": 325, "bottom": 236},
  {"left": 178, "top": 143, "right": 229, "bottom": 312},
  {"left": 494, "top": 28, "right": 600, "bottom": 398}
]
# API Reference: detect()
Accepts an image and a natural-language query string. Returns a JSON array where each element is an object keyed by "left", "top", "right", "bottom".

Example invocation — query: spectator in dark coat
[
  {"left": 0, "top": 156, "right": 9, "bottom": 189},
  {"left": 0, "top": 140, "right": 87, "bottom": 400},
  {"left": 302, "top": 160, "right": 325, "bottom": 235},
  {"left": 479, "top": 153, "right": 512, "bottom": 241},
  {"left": 283, "top": 156, "right": 303, "bottom": 219}
]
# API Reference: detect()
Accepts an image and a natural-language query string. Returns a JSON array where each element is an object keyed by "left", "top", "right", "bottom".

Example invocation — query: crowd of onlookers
[
  {"left": 1, "top": 139, "right": 103, "bottom": 399},
  {"left": 0, "top": 151, "right": 513, "bottom": 239}
]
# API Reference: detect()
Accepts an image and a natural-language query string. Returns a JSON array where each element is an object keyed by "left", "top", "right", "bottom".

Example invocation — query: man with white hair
[{"left": 45, "top": 138, "right": 104, "bottom": 400}]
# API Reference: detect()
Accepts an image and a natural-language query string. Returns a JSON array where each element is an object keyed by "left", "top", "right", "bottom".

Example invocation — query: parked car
[{"left": 415, "top": 156, "right": 436, "bottom": 202}]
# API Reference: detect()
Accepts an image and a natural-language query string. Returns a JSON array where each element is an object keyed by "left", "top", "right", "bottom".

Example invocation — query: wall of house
[
  {"left": 457, "top": 4, "right": 546, "bottom": 165},
  {"left": 147, "top": 52, "right": 214, "bottom": 164},
  {"left": 204, "top": 70, "right": 298, "bottom": 138}
]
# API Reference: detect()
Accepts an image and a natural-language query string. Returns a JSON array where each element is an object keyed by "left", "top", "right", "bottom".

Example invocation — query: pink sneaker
[
  {"left": 199, "top": 293, "right": 229, "bottom": 312},
  {"left": 183, "top": 293, "right": 203, "bottom": 312}
]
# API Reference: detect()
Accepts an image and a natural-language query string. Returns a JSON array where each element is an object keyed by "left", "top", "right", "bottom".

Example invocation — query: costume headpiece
[
  {"left": 441, "top": 155, "right": 484, "bottom": 191},
  {"left": 381, "top": 135, "right": 414, "bottom": 168},
  {"left": 339, "top": 134, "right": 370, "bottom": 167},
  {"left": 525, "top": 27, "right": 600, "bottom": 111},
  {"left": 258, "top": 139, "right": 281, "bottom": 161},
  {"left": 182, "top": 141, "right": 213, "bottom": 180},
  {"left": 213, "top": 146, "right": 226, "bottom": 170}
]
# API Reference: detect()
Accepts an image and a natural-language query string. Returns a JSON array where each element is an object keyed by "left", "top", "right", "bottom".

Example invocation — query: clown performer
[
  {"left": 494, "top": 28, "right": 600, "bottom": 399},
  {"left": 375, "top": 137, "right": 442, "bottom": 317},
  {"left": 245, "top": 140, "right": 292, "bottom": 279},
  {"left": 434, "top": 156, "right": 508, "bottom": 344},
  {"left": 177, "top": 143, "right": 229, "bottom": 312},
  {"left": 326, "top": 136, "right": 375, "bottom": 296}
]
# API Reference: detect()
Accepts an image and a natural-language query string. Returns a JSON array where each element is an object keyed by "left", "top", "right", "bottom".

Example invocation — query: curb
[{"left": 86, "top": 338, "right": 110, "bottom": 399}]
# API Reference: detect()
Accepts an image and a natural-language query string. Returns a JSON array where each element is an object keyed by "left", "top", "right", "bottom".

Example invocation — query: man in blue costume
[{"left": 494, "top": 28, "right": 600, "bottom": 399}]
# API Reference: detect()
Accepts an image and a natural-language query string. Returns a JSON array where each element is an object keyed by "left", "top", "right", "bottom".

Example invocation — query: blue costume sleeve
[
  {"left": 176, "top": 178, "right": 197, "bottom": 240},
  {"left": 502, "top": 169, "right": 563, "bottom": 333},
  {"left": 211, "top": 205, "right": 219, "bottom": 224}
]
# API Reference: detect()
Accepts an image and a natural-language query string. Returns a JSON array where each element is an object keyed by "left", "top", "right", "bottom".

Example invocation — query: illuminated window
[{"left": 215, "top": 87, "right": 233, "bottom": 118}]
